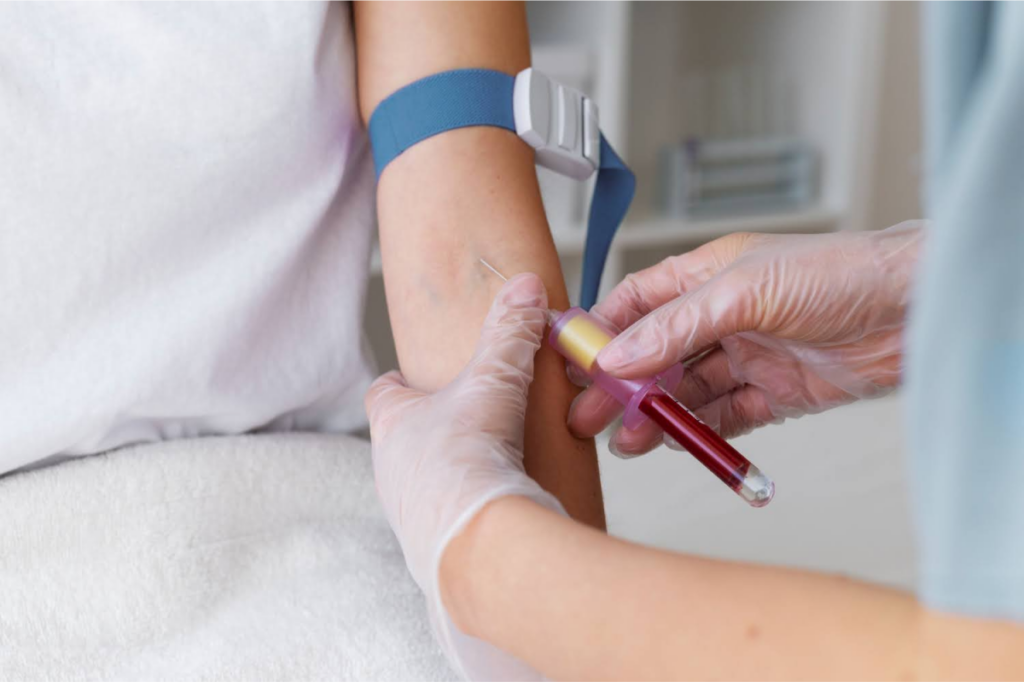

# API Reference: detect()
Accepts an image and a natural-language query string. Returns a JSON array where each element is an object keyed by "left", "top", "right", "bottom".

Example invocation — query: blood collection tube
[{"left": 548, "top": 307, "right": 774, "bottom": 507}]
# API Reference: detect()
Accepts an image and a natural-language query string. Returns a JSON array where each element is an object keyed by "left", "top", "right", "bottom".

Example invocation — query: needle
[
  {"left": 478, "top": 258, "right": 508, "bottom": 282},
  {"left": 479, "top": 258, "right": 561, "bottom": 325}
]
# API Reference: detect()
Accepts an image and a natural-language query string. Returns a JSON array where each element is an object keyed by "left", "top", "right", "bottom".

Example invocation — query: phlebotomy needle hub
[{"left": 480, "top": 258, "right": 775, "bottom": 508}]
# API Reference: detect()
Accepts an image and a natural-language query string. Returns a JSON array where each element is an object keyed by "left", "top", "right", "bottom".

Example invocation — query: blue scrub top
[{"left": 908, "top": 1, "right": 1024, "bottom": 621}]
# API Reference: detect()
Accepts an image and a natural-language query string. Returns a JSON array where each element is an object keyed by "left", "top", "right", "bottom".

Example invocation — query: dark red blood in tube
[{"left": 638, "top": 390, "right": 751, "bottom": 492}]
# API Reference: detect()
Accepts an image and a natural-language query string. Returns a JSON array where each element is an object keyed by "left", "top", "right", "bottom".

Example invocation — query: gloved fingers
[
  {"left": 364, "top": 370, "right": 424, "bottom": 440},
  {"left": 608, "top": 419, "right": 665, "bottom": 458},
  {"left": 604, "top": 348, "right": 742, "bottom": 458},
  {"left": 568, "top": 346, "right": 741, "bottom": 453},
  {"left": 565, "top": 375, "right": 671, "bottom": 457},
  {"left": 565, "top": 363, "right": 591, "bottom": 388},
  {"left": 671, "top": 348, "right": 742, "bottom": 412},
  {"left": 474, "top": 272, "right": 548, "bottom": 352},
  {"left": 688, "top": 384, "right": 777, "bottom": 440},
  {"left": 463, "top": 272, "right": 548, "bottom": 403},
  {"left": 591, "top": 233, "right": 753, "bottom": 333},
  {"left": 566, "top": 384, "right": 623, "bottom": 438},
  {"left": 597, "top": 271, "right": 758, "bottom": 381}
]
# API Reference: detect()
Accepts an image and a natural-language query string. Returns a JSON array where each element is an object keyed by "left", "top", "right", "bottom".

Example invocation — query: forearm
[
  {"left": 354, "top": 2, "right": 604, "bottom": 527},
  {"left": 440, "top": 496, "right": 1024, "bottom": 680}
]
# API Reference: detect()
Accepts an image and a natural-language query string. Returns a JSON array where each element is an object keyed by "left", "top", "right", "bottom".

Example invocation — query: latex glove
[
  {"left": 568, "top": 221, "right": 925, "bottom": 456},
  {"left": 365, "top": 272, "right": 565, "bottom": 681}
]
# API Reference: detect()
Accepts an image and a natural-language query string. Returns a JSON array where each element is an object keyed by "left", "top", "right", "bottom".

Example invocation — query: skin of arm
[
  {"left": 353, "top": 1, "right": 605, "bottom": 528},
  {"left": 440, "top": 496, "right": 1024, "bottom": 681}
]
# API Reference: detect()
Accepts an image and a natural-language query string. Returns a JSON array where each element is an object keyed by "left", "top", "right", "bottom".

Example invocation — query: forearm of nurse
[{"left": 439, "top": 494, "right": 1024, "bottom": 680}]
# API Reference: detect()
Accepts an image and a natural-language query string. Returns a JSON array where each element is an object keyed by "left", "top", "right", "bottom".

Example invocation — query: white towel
[{"left": 0, "top": 433, "right": 454, "bottom": 681}]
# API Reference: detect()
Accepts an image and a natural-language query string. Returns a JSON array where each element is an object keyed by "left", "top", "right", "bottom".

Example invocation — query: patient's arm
[{"left": 353, "top": 2, "right": 605, "bottom": 527}]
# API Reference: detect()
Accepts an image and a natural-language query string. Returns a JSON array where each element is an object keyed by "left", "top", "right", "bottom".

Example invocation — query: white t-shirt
[{"left": 0, "top": 3, "right": 377, "bottom": 474}]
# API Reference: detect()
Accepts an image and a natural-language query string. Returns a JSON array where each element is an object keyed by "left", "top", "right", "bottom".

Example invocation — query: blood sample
[
  {"left": 638, "top": 387, "right": 774, "bottom": 506},
  {"left": 477, "top": 259, "right": 774, "bottom": 507},
  {"left": 548, "top": 305, "right": 774, "bottom": 508}
]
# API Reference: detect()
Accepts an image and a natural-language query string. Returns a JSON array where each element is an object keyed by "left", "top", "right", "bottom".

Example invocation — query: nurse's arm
[
  {"left": 442, "top": 496, "right": 1024, "bottom": 680},
  {"left": 353, "top": 2, "right": 605, "bottom": 528}
]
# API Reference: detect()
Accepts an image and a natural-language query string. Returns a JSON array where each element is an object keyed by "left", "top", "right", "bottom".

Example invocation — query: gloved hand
[
  {"left": 365, "top": 272, "right": 565, "bottom": 681},
  {"left": 569, "top": 221, "right": 925, "bottom": 456}
]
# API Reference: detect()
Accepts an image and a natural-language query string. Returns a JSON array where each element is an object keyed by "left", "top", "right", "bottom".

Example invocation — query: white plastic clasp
[{"left": 513, "top": 67, "right": 600, "bottom": 181}]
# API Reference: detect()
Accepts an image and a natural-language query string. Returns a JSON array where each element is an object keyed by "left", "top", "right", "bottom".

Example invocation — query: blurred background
[{"left": 366, "top": 2, "right": 923, "bottom": 590}]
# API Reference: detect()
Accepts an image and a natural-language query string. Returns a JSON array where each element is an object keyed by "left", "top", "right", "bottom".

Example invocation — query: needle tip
[{"left": 478, "top": 258, "right": 508, "bottom": 282}]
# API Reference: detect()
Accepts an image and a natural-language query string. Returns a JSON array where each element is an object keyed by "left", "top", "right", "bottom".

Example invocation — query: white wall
[
  {"left": 602, "top": 3, "right": 924, "bottom": 588},
  {"left": 869, "top": 2, "right": 924, "bottom": 230},
  {"left": 601, "top": 394, "right": 916, "bottom": 590}
]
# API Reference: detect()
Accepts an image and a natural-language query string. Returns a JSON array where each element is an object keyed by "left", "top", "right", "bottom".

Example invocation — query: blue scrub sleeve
[{"left": 908, "top": 1, "right": 1024, "bottom": 621}]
